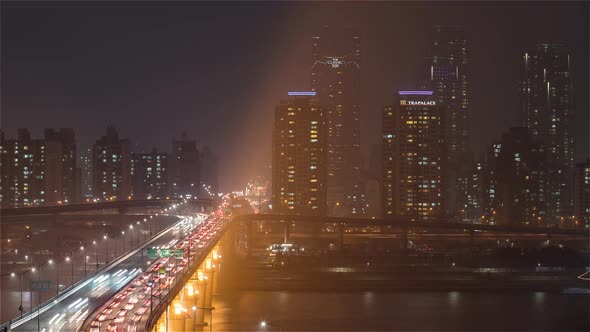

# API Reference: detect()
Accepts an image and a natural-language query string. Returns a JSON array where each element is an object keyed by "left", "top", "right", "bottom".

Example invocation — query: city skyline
[{"left": 3, "top": 2, "right": 588, "bottom": 192}]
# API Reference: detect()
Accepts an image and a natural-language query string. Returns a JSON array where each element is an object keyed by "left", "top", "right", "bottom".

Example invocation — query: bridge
[
  {"left": 0, "top": 198, "right": 213, "bottom": 217},
  {"left": 3, "top": 211, "right": 587, "bottom": 332},
  {"left": 234, "top": 214, "right": 589, "bottom": 255}
]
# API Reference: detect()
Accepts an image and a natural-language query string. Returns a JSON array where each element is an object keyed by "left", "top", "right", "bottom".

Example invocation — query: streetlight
[
  {"left": 93, "top": 240, "right": 98, "bottom": 271},
  {"left": 103, "top": 235, "right": 109, "bottom": 265},
  {"left": 129, "top": 225, "right": 134, "bottom": 247},
  {"left": 121, "top": 231, "right": 126, "bottom": 253},
  {"left": 65, "top": 256, "right": 73, "bottom": 287},
  {"left": 48, "top": 259, "right": 59, "bottom": 295}
]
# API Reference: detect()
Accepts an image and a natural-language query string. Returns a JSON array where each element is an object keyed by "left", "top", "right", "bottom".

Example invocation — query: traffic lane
[
  {"left": 12, "top": 217, "right": 203, "bottom": 332},
  {"left": 90, "top": 218, "right": 223, "bottom": 331}
]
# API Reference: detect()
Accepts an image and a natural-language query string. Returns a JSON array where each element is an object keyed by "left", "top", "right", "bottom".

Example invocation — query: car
[{"left": 125, "top": 303, "right": 135, "bottom": 310}]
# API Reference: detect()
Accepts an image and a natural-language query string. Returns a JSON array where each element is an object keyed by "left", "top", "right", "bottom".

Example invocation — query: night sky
[{"left": 2, "top": 1, "right": 588, "bottom": 191}]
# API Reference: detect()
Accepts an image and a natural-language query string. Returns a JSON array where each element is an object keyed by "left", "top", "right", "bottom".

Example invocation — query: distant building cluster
[
  {"left": 271, "top": 26, "right": 587, "bottom": 227},
  {"left": 0, "top": 128, "right": 219, "bottom": 207}
]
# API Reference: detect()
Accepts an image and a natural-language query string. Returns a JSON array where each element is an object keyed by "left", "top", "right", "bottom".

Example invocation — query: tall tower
[
  {"left": 382, "top": 90, "right": 445, "bottom": 221},
  {"left": 522, "top": 44, "right": 574, "bottom": 222},
  {"left": 92, "top": 128, "right": 132, "bottom": 201},
  {"left": 272, "top": 92, "right": 327, "bottom": 216},
  {"left": 423, "top": 26, "right": 470, "bottom": 217},
  {"left": 311, "top": 26, "right": 362, "bottom": 216}
]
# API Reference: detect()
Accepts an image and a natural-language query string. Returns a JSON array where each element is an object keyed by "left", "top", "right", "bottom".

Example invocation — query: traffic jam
[{"left": 86, "top": 213, "right": 225, "bottom": 332}]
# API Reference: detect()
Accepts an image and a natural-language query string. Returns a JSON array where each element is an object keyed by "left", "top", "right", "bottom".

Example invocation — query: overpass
[{"left": 0, "top": 198, "right": 213, "bottom": 217}]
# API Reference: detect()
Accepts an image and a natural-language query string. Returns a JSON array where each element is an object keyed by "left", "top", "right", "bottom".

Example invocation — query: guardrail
[
  {"left": 143, "top": 218, "right": 230, "bottom": 332},
  {"left": 1, "top": 215, "right": 183, "bottom": 331}
]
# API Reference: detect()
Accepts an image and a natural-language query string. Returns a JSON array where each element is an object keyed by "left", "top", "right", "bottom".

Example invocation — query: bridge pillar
[
  {"left": 205, "top": 262, "right": 215, "bottom": 308},
  {"left": 195, "top": 278, "right": 208, "bottom": 326},
  {"left": 400, "top": 227, "right": 408, "bottom": 254},
  {"left": 283, "top": 221, "right": 291, "bottom": 244},
  {"left": 337, "top": 223, "right": 345, "bottom": 251},
  {"left": 182, "top": 280, "right": 198, "bottom": 331},
  {"left": 247, "top": 220, "right": 254, "bottom": 257},
  {"left": 167, "top": 300, "right": 186, "bottom": 332}
]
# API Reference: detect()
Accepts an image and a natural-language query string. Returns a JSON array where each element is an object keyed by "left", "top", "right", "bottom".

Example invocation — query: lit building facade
[
  {"left": 80, "top": 148, "right": 93, "bottom": 199},
  {"left": 272, "top": 92, "right": 327, "bottom": 216},
  {"left": 573, "top": 158, "right": 589, "bottom": 226},
  {"left": 170, "top": 133, "right": 200, "bottom": 198},
  {"left": 92, "top": 128, "right": 132, "bottom": 201},
  {"left": 1, "top": 129, "right": 79, "bottom": 207},
  {"left": 44, "top": 128, "right": 78, "bottom": 204},
  {"left": 0, "top": 129, "right": 45, "bottom": 207},
  {"left": 382, "top": 90, "right": 445, "bottom": 221},
  {"left": 199, "top": 146, "right": 219, "bottom": 195},
  {"left": 521, "top": 44, "right": 574, "bottom": 222},
  {"left": 482, "top": 127, "right": 548, "bottom": 226},
  {"left": 311, "top": 27, "right": 362, "bottom": 216},
  {"left": 422, "top": 26, "right": 470, "bottom": 217},
  {"left": 131, "top": 149, "right": 169, "bottom": 199}
]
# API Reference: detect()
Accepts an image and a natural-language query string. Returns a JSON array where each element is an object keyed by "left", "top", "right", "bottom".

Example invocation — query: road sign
[
  {"left": 160, "top": 248, "right": 171, "bottom": 257},
  {"left": 147, "top": 248, "right": 159, "bottom": 259},
  {"left": 173, "top": 249, "right": 184, "bottom": 259},
  {"left": 31, "top": 280, "right": 51, "bottom": 292}
]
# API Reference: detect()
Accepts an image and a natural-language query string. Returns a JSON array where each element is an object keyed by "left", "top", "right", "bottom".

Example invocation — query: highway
[
  {"left": 7, "top": 214, "right": 209, "bottom": 332},
  {"left": 82, "top": 215, "right": 225, "bottom": 332}
]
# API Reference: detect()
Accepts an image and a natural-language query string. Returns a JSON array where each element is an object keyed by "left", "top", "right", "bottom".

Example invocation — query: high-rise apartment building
[
  {"left": 92, "top": 128, "right": 132, "bottom": 201},
  {"left": 521, "top": 44, "right": 574, "bottom": 222},
  {"left": 573, "top": 158, "right": 589, "bottom": 226},
  {"left": 382, "top": 90, "right": 445, "bottom": 221},
  {"left": 422, "top": 26, "right": 470, "bottom": 217},
  {"left": 80, "top": 148, "right": 92, "bottom": 199},
  {"left": 200, "top": 146, "right": 219, "bottom": 195},
  {"left": 1, "top": 129, "right": 79, "bottom": 207},
  {"left": 131, "top": 149, "right": 169, "bottom": 199},
  {"left": 311, "top": 27, "right": 362, "bottom": 216},
  {"left": 482, "top": 127, "right": 548, "bottom": 226},
  {"left": 272, "top": 92, "right": 327, "bottom": 216},
  {"left": 44, "top": 128, "right": 78, "bottom": 204},
  {"left": 170, "top": 133, "right": 200, "bottom": 198}
]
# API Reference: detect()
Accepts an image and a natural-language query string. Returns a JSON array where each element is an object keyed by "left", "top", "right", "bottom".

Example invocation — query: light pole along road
[{"left": 5, "top": 214, "right": 207, "bottom": 332}]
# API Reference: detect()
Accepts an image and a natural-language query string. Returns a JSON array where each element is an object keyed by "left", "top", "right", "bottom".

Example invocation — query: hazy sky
[{"left": 2, "top": 1, "right": 588, "bottom": 191}]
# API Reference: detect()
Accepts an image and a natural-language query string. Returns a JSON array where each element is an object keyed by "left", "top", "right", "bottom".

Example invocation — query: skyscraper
[
  {"left": 44, "top": 128, "right": 78, "bottom": 204},
  {"left": 272, "top": 92, "right": 327, "bottom": 216},
  {"left": 573, "top": 158, "right": 589, "bottom": 226},
  {"left": 92, "top": 128, "right": 132, "bottom": 201},
  {"left": 170, "top": 133, "right": 200, "bottom": 198},
  {"left": 131, "top": 149, "right": 169, "bottom": 199},
  {"left": 199, "top": 146, "right": 219, "bottom": 196},
  {"left": 311, "top": 27, "right": 362, "bottom": 216},
  {"left": 382, "top": 90, "right": 445, "bottom": 221},
  {"left": 521, "top": 44, "right": 574, "bottom": 222},
  {"left": 482, "top": 127, "right": 548, "bottom": 226},
  {"left": 422, "top": 26, "right": 470, "bottom": 216}
]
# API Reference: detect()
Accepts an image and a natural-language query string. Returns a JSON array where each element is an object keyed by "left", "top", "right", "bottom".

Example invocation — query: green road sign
[
  {"left": 161, "top": 248, "right": 171, "bottom": 257},
  {"left": 173, "top": 249, "right": 184, "bottom": 259},
  {"left": 147, "top": 248, "right": 159, "bottom": 259}
]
